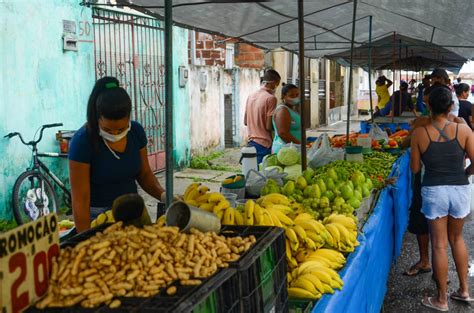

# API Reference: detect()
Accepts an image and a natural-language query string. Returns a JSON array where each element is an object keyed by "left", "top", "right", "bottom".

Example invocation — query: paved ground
[{"left": 383, "top": 215, "right": 474, "bottom": 313}]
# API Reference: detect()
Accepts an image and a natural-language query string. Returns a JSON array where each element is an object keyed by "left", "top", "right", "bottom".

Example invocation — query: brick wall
[
  {"left": 234, "top": 43, "right": 265, "bottom": 69},
  {"left": 188, "top": 32, "right": 264, "bottom": 69}
]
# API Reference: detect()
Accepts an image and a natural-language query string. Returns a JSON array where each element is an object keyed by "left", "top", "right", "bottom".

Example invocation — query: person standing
[
  {"left": 411, "top": 87, "right": 474, "bottom": 311},
  {"left": 272, "top": 83, "right": 301, "bottom": 153},
  {"left": 375, "top": 75, "right": 393, "bottom": 113},
  {"left": 456, "top": 83, "right": 473, "bottom": 129},
  {"left": 431, "top": 68, "right": 459, "bottom": 117},
  {"left": 244, "top": 69, "right": 281, "bottom": 163},
  {"left": 416, "top": 75, "right": 431, "bottom": 114}
]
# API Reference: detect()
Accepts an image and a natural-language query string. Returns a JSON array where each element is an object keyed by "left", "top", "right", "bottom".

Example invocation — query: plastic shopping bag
[
  {"left": 308, "top": 133, "right": 344, "bottom": 168},
  {"left": 246, "top": 169, "right": 287, "bottom": 197},
  {"left": 369, "top": 123, "right": 389, "bottom": 144}
]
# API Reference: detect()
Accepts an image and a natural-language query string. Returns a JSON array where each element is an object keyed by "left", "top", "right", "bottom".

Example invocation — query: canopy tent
[
  {"left": 106, "top": 0, "right": 474, "bottom": 201},
  {"left": 117, "top": 0, "right": 474, "bottom": 62},
  {"left": 328, "top": 34, "right": 467, "bottom": 72}
]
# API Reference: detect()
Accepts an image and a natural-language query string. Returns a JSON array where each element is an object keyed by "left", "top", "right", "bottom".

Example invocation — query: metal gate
[{"left": 93, "top": 8, "right": 165, "bottom": 171}]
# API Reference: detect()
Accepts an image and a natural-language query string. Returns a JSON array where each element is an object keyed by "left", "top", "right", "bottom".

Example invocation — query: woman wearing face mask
[
  {"left": 271, "top": 83, "right": 302, "bottom": 153},
  {"left": 68, "top": 77, "right": 166, "bottom": 232}
]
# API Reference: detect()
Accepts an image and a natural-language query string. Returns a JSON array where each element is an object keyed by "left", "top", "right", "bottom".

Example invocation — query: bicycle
[{"left": 4, "top": 123, "right": 72, "bottom": 225}]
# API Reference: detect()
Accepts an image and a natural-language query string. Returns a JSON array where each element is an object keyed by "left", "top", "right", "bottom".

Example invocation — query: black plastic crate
[
  {"left": 27, "top": 224, "right": 256, "bottom": 313},
  {"left": 288, "top": 299, "right": 314, "bottom": 313},
  {"left": 220, "top": 226, "right": 288, "bottom": 313}
]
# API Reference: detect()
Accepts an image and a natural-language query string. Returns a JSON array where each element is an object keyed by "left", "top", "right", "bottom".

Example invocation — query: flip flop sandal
[
  {"left": 421, "top": 297, "right": 449, "bottom": 312},
  {"left": 450, "top": 290, "right": 474, "bottom": 303},
  {"left": 403, "top": 265, "right": 432, "bottom": 276}
]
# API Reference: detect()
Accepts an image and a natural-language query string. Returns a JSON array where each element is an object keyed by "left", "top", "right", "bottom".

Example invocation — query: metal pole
[
  {"left": 298, "top": 0, "right": 307, "bottom": 170},
  {"left": 346, "top": 0, "right": 358, "bottom": 145},
  {"left": 368, "top": 16, "right": 374, "bottom": 123},
  {"left": 165, "top": 0, "right": 174, "bottom": 207}
]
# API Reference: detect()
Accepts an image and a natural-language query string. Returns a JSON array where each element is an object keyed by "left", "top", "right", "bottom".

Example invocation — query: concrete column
[
  {"left": 310, "top": 59, "right": 319, "bottom": 128},
  {"left": 325, "top": 59, "right": 331, "bottom": 125},
  {"left": 272, "top": 49, "right": 289, "bottom": 98}
]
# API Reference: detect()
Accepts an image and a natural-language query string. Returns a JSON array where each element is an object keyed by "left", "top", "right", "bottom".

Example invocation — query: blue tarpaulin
[{"left": 313, "top": 151, "right": 412, "bottom": 313}]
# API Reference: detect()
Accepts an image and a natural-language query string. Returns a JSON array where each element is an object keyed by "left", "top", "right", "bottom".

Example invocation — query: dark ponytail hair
[
  {"left": 86, "top": 77, "right": 132, "bottom": 150},
  {"left": 281, "top": 83, "right": 298, "bottom": 100},
  {"left": 455, "top": 83, "right": 470, "bottom": 97},
  {"left": 429, "top": 87, "right": 452, "bottom": 116}
]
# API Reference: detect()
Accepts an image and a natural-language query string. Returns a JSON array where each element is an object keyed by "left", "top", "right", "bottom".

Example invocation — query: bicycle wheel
[{"left": 12, "top": 170, "right": 58, "bottom": 225}]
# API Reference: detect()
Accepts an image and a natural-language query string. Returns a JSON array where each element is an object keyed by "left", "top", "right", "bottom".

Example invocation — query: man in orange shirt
[{"left": 244, "top": 69, "right": 281, "bottom": 164}]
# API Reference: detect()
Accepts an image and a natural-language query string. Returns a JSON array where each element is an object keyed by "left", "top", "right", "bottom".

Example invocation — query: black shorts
[{"left": 407, "top": 172, "right": 429, "bottom": 235}]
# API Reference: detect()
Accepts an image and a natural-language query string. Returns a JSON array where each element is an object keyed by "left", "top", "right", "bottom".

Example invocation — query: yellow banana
[
  {"left": 253, "top": 204, "right": 264, "bottom": 225},
  {"left": 266, "top": 209, "right": 283, "bottom": 227},
  {"left": 262, "top": 211, "right": 274, "bottom": 226},
  {"left": 288, "top": 287, "right": 321, "bottom": 300},
  {"left": 195, "top": 193, "right": 211, "bottom": 203},
  {"left": 198, "top": 185, "right": 210, "bottom": 195},
  {"left": 285, "top": 228, "right": 299, "bottom": 252},
  {"left": 223, "top": 207, "right": 235, "bottom": 225},
  {"left": 312, "top": 249, "right": 346, "bottom": 264},
  {"left": 244, "top": 200, "right": 255, "bottom": 225},
  {"left": 269, "top": 204, "right": 294, "bottom": 215},
  {"left": 294, "top": 213, "right": 314, "bottom": 223},
  {"left": 185, "top": 188, "right": 200, "bottom": 202},
  {"left": 262, "top": 193, "right": 290, "bottom": 206},
  {"left": 291, "top": 276, "right": 320, "bottom": 296},
  {"left": 267, "top": 208, "right": 294, "bottom": 226},
  {"left": 208, "top": 192, "right": 225, "bottom": 203},
  {"left": 287, "top": 272, "right": 293, "bottom": 284},
  {"left": 216, "top": 209, "right": 225, "bottom": 220},
  {"left": 213, "top": 200, "right": 230, "bottom": 215},
  {"left": 183, "top": 183, "right": 200, "bottom": 199},
  {"left": 304, "top": 237, "right": 317, "bottom": 251},
  {"left": 325, "top": 214, "right": 357, "bottom": 231},
  {"left": 234, "top": 210, "right": 244, "bottom": 225},
  {"left": 291, "top": 224, "right": 307, "bottom": 241},
  {"left": 90, "top": 219, "right": 97, "bottom": 228},
  {"left": 199, "top": 203, "right": 215, "bottom": 212},
  {"left": 332, "top": 223, "right": 352, "bottom": 245},
  {"left": 287, "top": 255, "right": 298, "bottom": 268},
  {"left": 298, "top": 274, "right": 326, "bottom": 294},
  {"left": 325, "top": 223, "right": 341, "bottom": 244}
]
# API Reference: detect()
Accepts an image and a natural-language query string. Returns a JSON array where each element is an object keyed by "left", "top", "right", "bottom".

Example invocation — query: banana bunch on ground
[
  {"left": 323, "top": 214, "right": 360, "bottom": 253},
  {"left": 287, "top": 259, "right": 344, "bottom": 300}
]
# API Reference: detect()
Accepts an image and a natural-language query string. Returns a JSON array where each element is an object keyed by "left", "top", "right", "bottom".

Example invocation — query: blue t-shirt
[{"left": 68, "top": 121, "right": 148, "bottom": 207}]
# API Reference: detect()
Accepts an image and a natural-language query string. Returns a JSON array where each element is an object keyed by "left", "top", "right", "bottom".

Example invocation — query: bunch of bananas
[
  {"left": 323, "top": 214, "right": 359, "bottom": 253},
  {"left": 288, "top": 259, "right": 344, "bottom": 300},
  {"left": 90, "top": 210, "right": 115, "bottom": 228}
]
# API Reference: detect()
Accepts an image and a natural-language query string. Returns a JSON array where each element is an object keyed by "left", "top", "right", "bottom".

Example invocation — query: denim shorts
[{"left": 421, "top": 185, "right": 471, "bottom": 220}]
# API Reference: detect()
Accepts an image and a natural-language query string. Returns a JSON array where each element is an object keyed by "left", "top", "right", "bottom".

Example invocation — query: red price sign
[{"left": 0, "top": 214, "right": 59, "bottom": 313}]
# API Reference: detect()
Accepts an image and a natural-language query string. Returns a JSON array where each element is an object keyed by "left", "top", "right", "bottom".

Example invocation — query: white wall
[{"left": 187, "top": 66, "right": 261, "bottom": 154}]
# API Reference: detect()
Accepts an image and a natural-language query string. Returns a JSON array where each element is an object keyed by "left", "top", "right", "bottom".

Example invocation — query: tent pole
[
  {"left": 165, "top": 0, "right": 174, "bottom": 206},
  {"left": 346, "top": 0, "right": 358, "bottom": 145},
  {"left": 391, "top": 32, "right": 396, "bottom": 123},
  {"left": 398, "top": 39, "right": 402, "bottom": 120},
  {"left": 368, "top": 16, "right": 374, "bottom": 123},
  {"left": 298, "top": 0, "right": 307, "bottom": 170}
]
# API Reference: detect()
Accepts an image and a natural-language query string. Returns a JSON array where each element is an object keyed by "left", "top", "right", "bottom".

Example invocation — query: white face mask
[
  {"left": 262, "top": 80, "right": 277, "bottom": 94},
  {"left": 99, "top": 121, "right": 131, "bottom": 143},
  {"left": 287, "top": 97, "right": 301, "bottom": 105}
]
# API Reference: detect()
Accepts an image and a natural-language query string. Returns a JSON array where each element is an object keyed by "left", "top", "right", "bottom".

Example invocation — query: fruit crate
[
  {"left": 28, "top": 224, "right": 243, "bottom": 313},
  {"left": 288, "top": 299, "right": 314, "bottom": 313},
  {"left": 220, "top": 225, "right": 288, "bottom": 313}
]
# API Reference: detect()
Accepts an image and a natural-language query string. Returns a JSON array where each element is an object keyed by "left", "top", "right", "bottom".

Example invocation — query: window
[{"left": 225, "top": 43, "right": 234, "bottom": 69}]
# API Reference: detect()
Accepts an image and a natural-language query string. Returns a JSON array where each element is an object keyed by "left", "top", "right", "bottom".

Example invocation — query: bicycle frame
[{"left": 31, "top": 145, "right": 72, "bottom": 204}]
